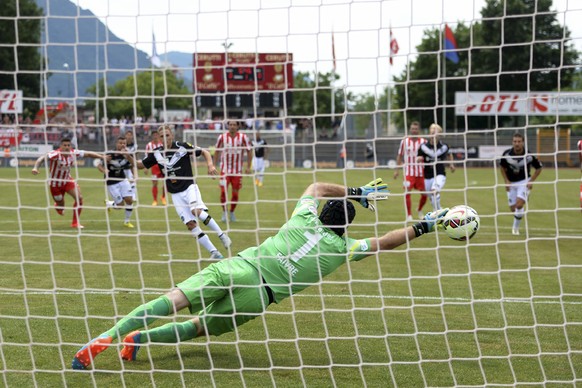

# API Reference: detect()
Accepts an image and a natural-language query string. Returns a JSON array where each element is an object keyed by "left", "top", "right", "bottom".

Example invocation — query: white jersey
[{"left": 397, "top": 137, "right": 426, "bottom": 177}]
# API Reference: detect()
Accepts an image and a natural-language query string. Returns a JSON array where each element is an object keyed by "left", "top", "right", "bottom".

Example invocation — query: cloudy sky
[{"left": 71, "top": 0, "right": 582, "bottom": 95}]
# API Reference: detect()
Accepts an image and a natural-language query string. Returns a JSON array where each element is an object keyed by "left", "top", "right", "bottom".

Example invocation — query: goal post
[{"left": 2, "top": 0, "right": 582, "bottom": 386}]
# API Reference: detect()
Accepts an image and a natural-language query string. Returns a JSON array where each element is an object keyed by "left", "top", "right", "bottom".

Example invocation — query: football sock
[
  {"left": 124, "top": 206, "right": 133, "bottom": 223},
  {"left": 141, "top": 320, "right": 198, "bottom": 343},
  {"left": 191, "top": 226, "right": 218, "bottom": 252},
  {"left": 405, "top": 194, "right": 412, "bottom": 216},
  {"left": 220, "top": 189, "right": 227, "bottom": 212},
  {"left": 152, "top": 186, "right": 158, "bottom": 201},
  {"left": 431, "top": 193, "right": 441, "bottom": 210},
  {"left": 72, "top": 200, "right": 82, "bottom": 224},
  {"left": 418, "top": 195, "right": 428, "bottom": 211},
  {"left": 230, "top": 190, "right": 239, "bottom": 212},
  {"left": 198, "top": 211, "right": 222, "bottom": 233},
  {"left": 513, "top": 207, "right": 524, "bottom": 229},
  {"left": 104, "top": 295, "right": 172, "bottom": 340}
]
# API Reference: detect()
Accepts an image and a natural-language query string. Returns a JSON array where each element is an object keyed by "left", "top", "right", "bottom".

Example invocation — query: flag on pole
[
  {"left": 444, "top": 24, "right": 459, "bottom": 64},
  {"left": 151, "top": 32, "right": 162, "bottom": 67},
  {"left": 389, "top": 29, "right": 399, "bottom": 65},
  {"left": 331, "top": 32, "right": 337, "bottom": 72}
]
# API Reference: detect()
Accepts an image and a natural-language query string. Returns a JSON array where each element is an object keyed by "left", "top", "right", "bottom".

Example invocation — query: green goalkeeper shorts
[{"left": 177, "top": 257, "right": 272, "bottom": 336}]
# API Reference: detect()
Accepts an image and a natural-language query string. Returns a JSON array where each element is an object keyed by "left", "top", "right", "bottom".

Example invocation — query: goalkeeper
[{"left": 72, "top": 178, "right": 449, "bottom": 370}]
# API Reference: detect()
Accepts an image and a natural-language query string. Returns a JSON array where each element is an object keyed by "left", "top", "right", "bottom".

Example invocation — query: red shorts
[
  {"left": 219, "top": 175, "right": 242, "bottom": 190},
  {"left": 151, "top": 164, "right": 164, "bottom": 179},
  {"left": 50, "top": 180, "right": 77, "bottom": 199},
  {"left": 403, "top": 176, "right": 425, "bottom": 192}
]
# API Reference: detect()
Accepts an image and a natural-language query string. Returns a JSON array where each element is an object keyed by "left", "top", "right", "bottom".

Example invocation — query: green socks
[
  {"left": 141, "top": 320, "right": 198, "bottom": 343},
  {"left": 104, "top": 295, "right": 172, "bottom": 340}
]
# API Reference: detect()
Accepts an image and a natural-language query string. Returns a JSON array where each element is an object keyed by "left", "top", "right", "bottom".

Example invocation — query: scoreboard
[{"left": 193, "top": 53, "right": 293, "bottom": 108}]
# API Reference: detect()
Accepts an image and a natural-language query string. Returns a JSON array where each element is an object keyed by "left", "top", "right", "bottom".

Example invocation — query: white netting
[{"left": 2, "top": 0, "right": 582, "bottom": 387}]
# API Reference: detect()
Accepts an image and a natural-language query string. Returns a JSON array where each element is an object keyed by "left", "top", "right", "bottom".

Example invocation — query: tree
[
  {"left": 289, "top": 71, "right": 346, "bottom": 133},
  {"left": 85, "top": 69, "right": 191, "bottom": 119},
  {"left": 393, "top": 0, "right": 580, "bottom": 131},
  {"left": 0, "top": 0, "right": 43, "bottom": 117}
]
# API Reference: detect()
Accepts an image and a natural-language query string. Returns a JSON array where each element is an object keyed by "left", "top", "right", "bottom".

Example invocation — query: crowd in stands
[{"left": 0, "top": 112, "right": 308, "bottom": 149}]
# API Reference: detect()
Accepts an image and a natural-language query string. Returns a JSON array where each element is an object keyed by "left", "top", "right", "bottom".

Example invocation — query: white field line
[{"left": 1, "top": 289, "right": 581, "bottom": 305}]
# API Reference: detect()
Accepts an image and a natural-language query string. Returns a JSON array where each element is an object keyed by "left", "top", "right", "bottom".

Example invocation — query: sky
[{"left": 71, "top": 0, "right": 582, "bottom": 96}]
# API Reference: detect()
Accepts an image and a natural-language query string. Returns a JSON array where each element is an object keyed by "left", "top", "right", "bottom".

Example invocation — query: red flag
[
  {"left": 390, "top": 29, "right": 399, "bottom": 65},
  {"left": 332, "top": 32, "right": 337, "bottom": 72}
]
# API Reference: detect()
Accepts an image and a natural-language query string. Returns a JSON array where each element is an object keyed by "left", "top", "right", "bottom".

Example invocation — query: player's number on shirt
[{"left": 290, "top": 231, "right": 323, "bottom": 263}]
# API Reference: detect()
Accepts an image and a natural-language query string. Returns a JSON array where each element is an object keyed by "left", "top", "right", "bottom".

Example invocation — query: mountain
[
  {"left": 35, "top": 0, "right": 154, "bottom": 99},
  {"left": 164, "top": 51, "right": 194, "bottom": 91}
]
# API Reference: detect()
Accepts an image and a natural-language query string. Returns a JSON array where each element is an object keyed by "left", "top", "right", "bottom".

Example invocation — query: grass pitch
[{"left": 0, "top": 164, "right": 581, "bottom": 387}]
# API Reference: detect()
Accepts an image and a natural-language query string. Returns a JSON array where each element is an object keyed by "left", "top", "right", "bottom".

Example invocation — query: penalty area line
[{"left": 2, "top": 289, "right": 581, "bottom": 305}]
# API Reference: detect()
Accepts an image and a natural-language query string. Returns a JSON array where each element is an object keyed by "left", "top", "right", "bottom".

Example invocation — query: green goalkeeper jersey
[{"left": 239, "top": 195, "right": 372, "bottom": 303}]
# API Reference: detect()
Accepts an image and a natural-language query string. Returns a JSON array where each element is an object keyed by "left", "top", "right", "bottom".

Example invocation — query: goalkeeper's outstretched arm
[{"left": 367, "top": 208, "right": 449, "bottom": 253}]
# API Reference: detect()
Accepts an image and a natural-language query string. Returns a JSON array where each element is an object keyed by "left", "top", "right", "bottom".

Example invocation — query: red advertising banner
[
  {"left": 0, "top": 130, "right": 23, "bottom": 147},
  {"left": 193, "top": 53, "right": 293, "bottom": 92}
]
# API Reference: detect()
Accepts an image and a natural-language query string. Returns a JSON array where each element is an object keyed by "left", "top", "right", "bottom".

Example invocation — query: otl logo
[{"left": 529, "top": 94, "right": 549, "bottom": 112}]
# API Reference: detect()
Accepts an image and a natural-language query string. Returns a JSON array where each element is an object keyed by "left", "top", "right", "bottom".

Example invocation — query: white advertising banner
[
  {"left": 478, "top": 145, "right": 508, "bottom": 160},
  {"left": 455, "top": 92, "right": 582, "bottom": 116},
  {"left": 0, "top": 90, "right": 23, "bottom": 114},
  {"left": 14, "top": 144, "right": 53, "bottom": 157}
]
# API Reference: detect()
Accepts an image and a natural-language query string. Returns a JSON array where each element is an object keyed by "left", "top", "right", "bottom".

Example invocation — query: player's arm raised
[{"left": 302, "top": 178, "right": 389, "bottom": 212}]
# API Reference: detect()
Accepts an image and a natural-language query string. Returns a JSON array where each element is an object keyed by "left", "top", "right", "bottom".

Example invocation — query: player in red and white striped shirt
[
  {"left": 393, "top": 121, "right": 428, "bottom": 221},
  {"left": 213, "top": 120, "right": 252, "bottom": 222},
  {"left": 32, "top": 137, "right": 103, "bottom": 229},
  {"left": 144, "top": 131, "right": 166, "bottom": 206},
  {"left": 578, "top": 139, "right": 582, "bottom": 211}
]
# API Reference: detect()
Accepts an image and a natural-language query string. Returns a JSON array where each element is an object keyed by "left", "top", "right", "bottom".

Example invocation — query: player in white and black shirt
[
  {"left": 98, "top": 136, "right": 135, "bottom": 228},
  {"left": 123, "top": 129, "right": 138, "bottom": 201},
  {"left": 252, "top": 131, "right": 268, "bottom": 187},
  {"left": 499, "top": 132, "right": 543, "bottom": 235},
  {"left": 416, "top": 123, "right": 455, "bottom": 211},
  {"left": 137, "top": 125, "right": 231, "bottom": 260}
]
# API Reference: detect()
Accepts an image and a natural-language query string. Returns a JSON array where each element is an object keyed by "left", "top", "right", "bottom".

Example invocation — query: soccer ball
[{"left": 441, "top": 205, "right": 480, "bottom": 241}]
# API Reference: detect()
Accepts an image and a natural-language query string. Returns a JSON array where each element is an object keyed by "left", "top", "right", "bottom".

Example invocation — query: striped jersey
[
  {"left": 145, "top": 140, "right": 162, "bottom": 155},
  {"left": 46, "top": 148, "right": 84, "bottom": 188},
  {"left": 397, "top": 137, "right": 426, "bottom": 177},
  {"left": 215, "top": 131, "right": 251, "bottom": 175}
]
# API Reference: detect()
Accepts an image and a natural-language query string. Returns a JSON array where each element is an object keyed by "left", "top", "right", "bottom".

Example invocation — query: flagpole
[
  {"left": 388, "top": 26, "right": 398, "bottom": 135},
  {"left": 387, "top": 69, "right": 391, "bottom": 135},
  {"left": 151, "top": 62, "right": 155, "bottom": 118},
  {"left": 443, "top": 48, "right": 446, "bottom": 133},
  {"left": 331, "top": 30, "right": 335, "bottom": 123}
]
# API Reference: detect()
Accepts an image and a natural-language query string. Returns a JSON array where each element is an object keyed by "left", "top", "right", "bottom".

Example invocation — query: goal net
[{"left": 2, "top": 0, "right": 582, "bottom": 386}]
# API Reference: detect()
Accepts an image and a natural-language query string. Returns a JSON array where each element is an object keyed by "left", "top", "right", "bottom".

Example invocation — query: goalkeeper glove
[
  {"left": 412, "top": 208, "right": 449, "bottom": 237},
  {"left": 347, "top": 178, "right": 390, "bottom": 212}
]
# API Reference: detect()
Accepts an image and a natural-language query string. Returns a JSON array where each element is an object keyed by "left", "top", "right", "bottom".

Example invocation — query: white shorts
[
  {"left": 253, "top": 157, "right": 266, "bottom": 173},
  {"left": 107, "top": 180, "right": 133, "bottom": 204},
  {"left": 124, "top": 169, "right": 135, "bottom": 184},
  {"left": 171, "top": 184, "right": 207, "bottom": 224},
  {"left": 507, "top": 178, "right": 530, "bottom": 207},
  {"left": 424, "top": 175, "right": 447, "bottom": 193}
]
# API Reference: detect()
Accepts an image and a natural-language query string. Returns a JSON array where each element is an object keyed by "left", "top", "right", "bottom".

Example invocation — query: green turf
[{"left": 0, "top": 165, "right": 581, "bottom": 387}]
